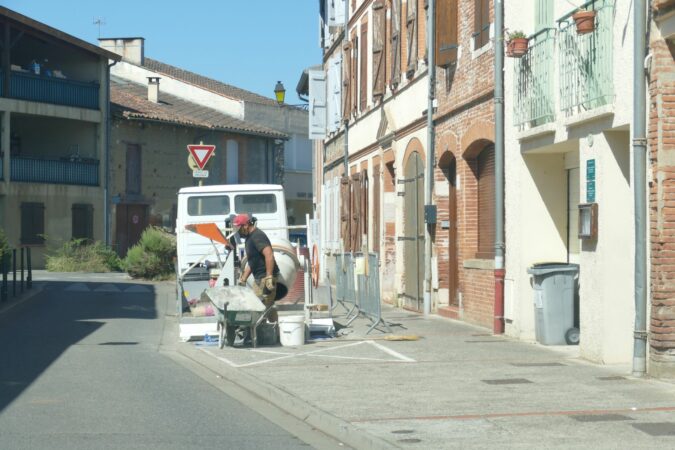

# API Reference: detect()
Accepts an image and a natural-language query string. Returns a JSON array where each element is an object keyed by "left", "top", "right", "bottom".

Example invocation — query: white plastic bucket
[{"left": 278, "top": 315, "right": 305, "bottom": 346}]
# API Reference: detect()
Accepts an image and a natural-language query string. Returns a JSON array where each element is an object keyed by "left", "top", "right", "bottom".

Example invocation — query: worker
[{"left": 233, "top": 213, "right": 280, "bottom": 323}]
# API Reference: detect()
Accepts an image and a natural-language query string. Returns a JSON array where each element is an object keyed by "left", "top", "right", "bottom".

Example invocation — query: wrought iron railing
[
  {"left": 0, "top": 71, "right": 99, "bottom": 110},
  {"left": 513, "top": 28, "right": 556, "bottom": 127},
  {"left": 11, "top": 156, "right": 99, "bottom": 186},
  {"left": 558, "top": 0, "right": 615, "bottom": 114}
]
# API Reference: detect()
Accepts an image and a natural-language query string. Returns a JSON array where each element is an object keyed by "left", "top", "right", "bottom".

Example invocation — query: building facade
[
  {"left": 504, "top": 0, "right": 635, "bottom": 363},
  {"left": 0, "top": 7, "right": 119, "bottom": 268}
]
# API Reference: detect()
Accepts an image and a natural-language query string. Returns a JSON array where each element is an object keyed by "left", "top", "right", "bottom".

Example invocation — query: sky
[{"left": 2, "top": 0, "right": 322, "bottom": 102}]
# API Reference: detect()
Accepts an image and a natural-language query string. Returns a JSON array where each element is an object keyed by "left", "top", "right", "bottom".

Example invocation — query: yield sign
[{"left": 187, "top": 144, "right": 216, "bottom": 170}]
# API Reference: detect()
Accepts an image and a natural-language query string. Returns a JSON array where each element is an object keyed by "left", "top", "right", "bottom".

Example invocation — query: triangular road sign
[{"left": 187, "top": 144, "right": 216, "bottom": 170}]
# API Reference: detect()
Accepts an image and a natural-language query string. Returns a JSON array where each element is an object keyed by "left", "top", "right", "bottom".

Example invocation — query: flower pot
[
  {"left": 506, "top": 38, "right": 529, "bottom": 58},
  {"left": 573, "top": 10, "right": 596, "bottom": 35}
]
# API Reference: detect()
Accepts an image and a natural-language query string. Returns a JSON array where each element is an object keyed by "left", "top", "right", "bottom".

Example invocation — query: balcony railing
[
  {"left": 513, "top": 0, "right": 615, "bottom": 128},
  {"left": 0, "top": 71, "right": 100, "bottom": 110},
  {"left": 558, "top": 0, "right": 614, "bottom": 114},
  {"left": 11, "top": 156, "right": 99, "bottom": 186},
  {"left": 513, "top": 28, "right": 556, "bottom": 127}
]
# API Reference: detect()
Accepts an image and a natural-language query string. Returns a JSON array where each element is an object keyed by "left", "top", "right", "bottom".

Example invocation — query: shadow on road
[{"left": 0, "top": 279, "right": 158, "bottom": 414}]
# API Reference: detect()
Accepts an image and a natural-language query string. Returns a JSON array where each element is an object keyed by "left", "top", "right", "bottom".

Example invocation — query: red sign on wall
[{"left": 187, "top": 144, "right": 216, "bottom": 170}]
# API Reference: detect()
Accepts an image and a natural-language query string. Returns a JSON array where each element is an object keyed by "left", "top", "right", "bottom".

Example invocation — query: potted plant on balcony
[
  {"left": 572, "top": 7, "right": 597, "bottom": 34},
  {"left": 506, "top": 31, "right": 529, "bottom": 58}
]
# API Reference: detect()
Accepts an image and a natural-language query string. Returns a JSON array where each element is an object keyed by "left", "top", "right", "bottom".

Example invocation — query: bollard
[
  {"left": 20, "top": 247, "right": 24, "bottom": 294},
  {"left": 12, "top": 249, "right": 16, "bottom": 298},
  {"left": 27, "top": 248, "right": 32, "bottom": 290},
  {"left": 1, "top": 253, "right": 7, "bottom": 302}
]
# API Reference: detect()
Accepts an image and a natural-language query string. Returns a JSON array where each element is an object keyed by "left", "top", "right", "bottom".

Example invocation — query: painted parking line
[{"left": 200, "top": 340, "right": 416, "bottom": 368}]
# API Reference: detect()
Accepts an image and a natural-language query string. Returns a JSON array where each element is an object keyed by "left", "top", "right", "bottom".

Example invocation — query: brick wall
[
  {"left": 649, "top": 33, "right": 675, "bottom": 375},
  {"left": 432, "top": 0, "right": 495, "bottom": 328}
]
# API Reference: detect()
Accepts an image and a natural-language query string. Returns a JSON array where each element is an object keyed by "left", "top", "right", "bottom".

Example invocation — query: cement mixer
[{"left": 175, "top": 184, "right": 303, "bottom": 341}]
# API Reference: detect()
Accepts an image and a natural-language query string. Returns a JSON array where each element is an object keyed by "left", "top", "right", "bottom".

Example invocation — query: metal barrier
[
  {"left": 334, "top": 252, "right": 390, "bottom": 334},
  {"left": 0, "top": 247, "right": 33, "bottom": 304}
]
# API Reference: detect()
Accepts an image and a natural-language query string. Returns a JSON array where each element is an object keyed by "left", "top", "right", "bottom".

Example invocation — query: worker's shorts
[{"left": 253, "top": 276, "right": 277, "bottom": 308}]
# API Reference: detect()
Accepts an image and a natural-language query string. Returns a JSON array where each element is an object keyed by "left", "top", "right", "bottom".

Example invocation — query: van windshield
[
  {"left": 187, "top": 195, "right": 230, "bottom": 216},
  {"left": 234, "top": 194, "right": 277, "bottom": 214}
]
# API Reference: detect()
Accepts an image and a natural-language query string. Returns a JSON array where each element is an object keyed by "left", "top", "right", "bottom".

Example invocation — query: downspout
[
  {"left": 424, "top": 0, "right": 435, "bottom": 317},
  {"left": 632, "top": 0, "right": 647, "bottom": 377},
  {"left": 343, "top": 0, "right": 350, "bottom": 176},
  {"left": 493, "top": 0, "right": 505, "bottom": 334},
  {"left": 104, "top": 59, "right": 117, "bottom": 246}
]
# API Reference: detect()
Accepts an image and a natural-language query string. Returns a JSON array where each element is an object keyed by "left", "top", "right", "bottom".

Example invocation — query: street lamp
[{"left": 274, "top": 81, "right": 286, "bottom": 105}]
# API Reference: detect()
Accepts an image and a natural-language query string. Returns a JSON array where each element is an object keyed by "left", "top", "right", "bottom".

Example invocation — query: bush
[
  {"left": 0, "top": 229, "right": 9, "bottom": 264},
  {"left": 122, "top": 227, "right": 176, "bottom": 280},
  {"left": 46, "top": 239, "right": 122, "bottom": 273}
]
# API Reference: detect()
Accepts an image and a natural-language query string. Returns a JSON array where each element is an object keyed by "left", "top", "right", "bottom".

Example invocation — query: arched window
[{"left": 476, "top": 145, "right": 495, "bottom": 258}]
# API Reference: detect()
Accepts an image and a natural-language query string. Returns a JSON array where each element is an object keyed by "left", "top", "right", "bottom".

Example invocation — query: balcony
[
  {"left": 513, "top": 0, "right": 615, "bottom": 129},
  {"left": 0, "top": 71, "right": 100, "bottom": 110},
  {"left": 11, "top": 156, "right": 99, "bottom": 186}
]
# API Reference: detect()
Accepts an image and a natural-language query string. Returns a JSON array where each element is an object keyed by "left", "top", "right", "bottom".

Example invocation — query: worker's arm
[
  {"left": 239, "top": 264, "right": 252, "bottom": 284},
  {"left": 262, "top": 246, "right": 275, "bottom": 277}
]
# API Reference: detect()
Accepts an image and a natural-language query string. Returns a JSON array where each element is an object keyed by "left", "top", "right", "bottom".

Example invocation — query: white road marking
[{"left": 369, "top": 340, "right": 416, "bottom": 362}]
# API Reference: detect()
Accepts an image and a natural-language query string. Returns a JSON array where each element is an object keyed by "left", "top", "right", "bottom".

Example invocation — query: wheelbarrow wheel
[
  {"left": 218, "top": 321, "right": 226, "bottom": 349},
  {"left": 225, "top": 324, "right": 236, "bottom": 347}
]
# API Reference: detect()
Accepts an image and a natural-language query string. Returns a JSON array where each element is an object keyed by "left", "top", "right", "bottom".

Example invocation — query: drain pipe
[
  {"left": 632, "top": 0, "right": 647, "bottom": 377},
  {"left": 493, "top": 0, "right": 505, "bottom": 334},
  {"left": 104, "top": 59, "right": 117, "bottom": 247},
  {"left": 423, "top": 0, "right": 436, "bottom": 317}
]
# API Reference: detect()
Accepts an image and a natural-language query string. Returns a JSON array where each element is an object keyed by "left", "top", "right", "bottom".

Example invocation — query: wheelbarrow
[{"left": 201, "top": 286, "right": 276, "bottom": 349}]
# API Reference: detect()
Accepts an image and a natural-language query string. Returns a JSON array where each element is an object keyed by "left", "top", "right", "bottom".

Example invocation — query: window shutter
[
  {"left": 474, "top": 0, "right": 490, "bottom": 49},
  {"left": 340, "top": 176, "right": 351, "bottom": 251},
  {"left": 406, "top": 0, "right": 418, "bottom": 77},
  {"left": 372, "top": 1, "right": 385, "bottom": 100},
  {"left": 342, "top": 42, "right": 352, "bottom": 121},
  {"left": 360, "top": 21, "right": 368, "bottom": 112},
  {"left": 535, "top": 0, "right": 552, "bottom": 32},
  {"left": 72, "top": 203, "right": 94, "bottom": 241},
  {"left": 334, "top": 177, "right": 340, "bottom": 248},
  {"left": 329, "top": 55, "right": 342, "bottom": 132},
  {"left": 436, "top": 0, "right": 458, "bottom": 67},
  {"left": 476, "top": 146, "right": 495, "bottom": 258},
  {"left": 360, "top": 171, "right": 368, "bottom": 246},
  {"left": 351, "top": 32, "right": 359, "bottom": 115},
  {"left": 21, "top": 202, "right": 45, "bottom": 245},
  {"left": 373, "top": 164, "right": 381, "bottom": 253},
  {"left": 308, "top": 70, "right": 327, "bottom": 140},
  {"left": 329, "top": 0, "right": 346, "bottom": 26},
  {"left": 351, "top": 173, "right": 362, "bottom": 251},
  {"left": 390, "top": 0, "right": 401, "bottom": 88}
]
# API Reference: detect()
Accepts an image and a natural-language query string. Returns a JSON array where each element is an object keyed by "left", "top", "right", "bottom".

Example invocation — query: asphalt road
[{"left": 0, "top": 275, "right": 324, "bottom": 450}]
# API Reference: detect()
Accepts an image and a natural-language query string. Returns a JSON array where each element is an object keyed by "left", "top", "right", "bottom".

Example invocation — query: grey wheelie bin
[{"left": 527, "top": 263, "right": 579, "bottom": 345}]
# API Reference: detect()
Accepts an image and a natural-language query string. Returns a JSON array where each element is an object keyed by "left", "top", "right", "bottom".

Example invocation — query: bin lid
[{"left": 527, "top": 262, "right": 579, "bottom": 276}]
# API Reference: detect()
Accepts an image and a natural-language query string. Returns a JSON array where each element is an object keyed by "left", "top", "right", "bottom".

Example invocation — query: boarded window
[
  {"left": 436, "top": 0, "right": 458, "bottom": 67},
  {"left": 21, "top": 202, "right": 45, "bottom": 245},
  {"left": 405, "top": 0, "right": 418, "bottom": 77},
  {"left": 476, "top": 145, "right": 495, "bottom": 258},
  {"left": 125, "top": 144, "right": 141, "bottom": 195},
  {"left": 372, "top": 1, "right": 386, "bottom": 100},
  {"left": 390, "top": 0, "right": 401, "bottom": 88},
  {"left": 72, "top": 203, "right": 94, "bottom": 241},
  {"left": 360, "top": 20, "right": 368, "bottom": 111},
  {"left": 474, "top": 0, "right": 490, "bottom": 49}
]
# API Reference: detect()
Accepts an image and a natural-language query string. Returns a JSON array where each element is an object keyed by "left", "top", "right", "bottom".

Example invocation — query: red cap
[{"left": 232, "top": 214, "right": 250, "bottom": 227}]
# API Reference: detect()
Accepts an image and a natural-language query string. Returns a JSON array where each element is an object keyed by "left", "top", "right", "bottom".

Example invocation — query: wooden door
[
  {"left": 115, "top": 203, "right": 148, "bottom": 257},
  {"left": 401, "top": 151, "right": 424, "bottom": 311}
]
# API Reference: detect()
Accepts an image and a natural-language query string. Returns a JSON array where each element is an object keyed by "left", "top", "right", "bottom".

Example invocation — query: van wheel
[{"left": 565, "top": 327, "right": 580, "bottom": 345}]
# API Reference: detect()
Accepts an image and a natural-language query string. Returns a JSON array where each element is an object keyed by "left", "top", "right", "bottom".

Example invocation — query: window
[
  {"left": 436, "top": 0, "right": 459, "bottom": 67},
  {"left": 21, "top": 202, "right": 45, "bottom": 245},
  {"left": 125, "top": 144, "right": 141, "bottom": 195},
  {"left": 473, "top": 0, "right": 491, "bottom": 49},
  {"left": 72, "top": 203, "right": 94, "bottom": 241},
  {"left": 187, "top": 195, "right": 230, "bottom": 216},
  {"left": 372, "top": 1, "right": 385, "bottom": 100},
  {"left": 476, "top": 146, "right": 495, "bottom": 258},
  {"left": 234, "top": 194, "right": 277, "bottom": 214}
]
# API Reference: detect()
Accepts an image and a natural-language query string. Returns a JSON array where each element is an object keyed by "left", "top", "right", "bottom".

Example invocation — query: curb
[{"left": 174, "top": 341, "right": 399, "bottom": 450}]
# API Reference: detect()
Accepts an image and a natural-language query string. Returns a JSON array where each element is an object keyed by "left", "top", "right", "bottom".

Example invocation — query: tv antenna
[{"left": 93, "top": 17, "right": 106, "bottom": 38}]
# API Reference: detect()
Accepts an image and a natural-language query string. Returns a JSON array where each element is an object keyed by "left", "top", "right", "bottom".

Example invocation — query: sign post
[{"left": 187, "top": 142, "right": 216, "bottom": 187}]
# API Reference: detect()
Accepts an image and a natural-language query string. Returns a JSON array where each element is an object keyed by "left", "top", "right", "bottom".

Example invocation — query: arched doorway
[
  {"left": 439, "top": 152, "right": 458, "bottom": 306},
  {"left": 401, "top": 150, "right": 424, "bottom": 311}
]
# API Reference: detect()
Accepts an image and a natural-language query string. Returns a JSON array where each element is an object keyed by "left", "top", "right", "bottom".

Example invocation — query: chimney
[
  {"left": 147, "top": 77, "right": 160, "bottom": 103},
  {"left": 98, "top": 37, "right": 145, "bottom": 65}
]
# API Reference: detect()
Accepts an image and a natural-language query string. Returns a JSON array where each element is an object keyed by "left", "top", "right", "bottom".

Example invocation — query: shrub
[
  {"left": 46, "top": 239, "right": 122, "bottom": 272},
  {"left": 0, "top": 229, "right": 9, "bottom": 265},
  {"left": 122, "top": 227, "right": 176, "bottom": 280}
]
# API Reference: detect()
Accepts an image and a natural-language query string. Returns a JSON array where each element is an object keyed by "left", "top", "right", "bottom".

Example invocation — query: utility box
[{"left": 527, "top": 263, "right": 579, "bottom": 345}]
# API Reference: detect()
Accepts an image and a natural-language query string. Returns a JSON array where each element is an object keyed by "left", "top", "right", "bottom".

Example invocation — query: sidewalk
[{"left": 173, "top": 286, "right": 675, "bottom": 449}]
